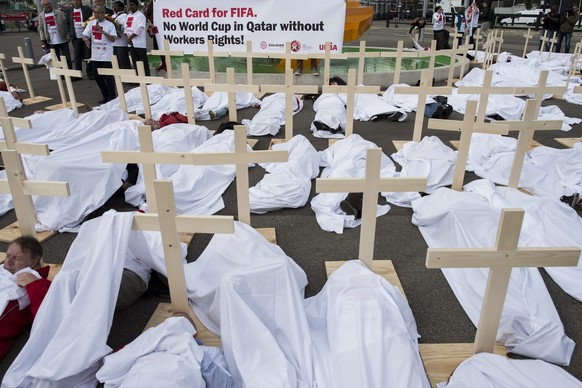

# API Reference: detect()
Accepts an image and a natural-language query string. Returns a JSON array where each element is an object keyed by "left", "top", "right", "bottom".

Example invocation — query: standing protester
[
  {"left": 125, "top": 0, "right": 150, "bottom": 76},
  {"left": 455, "top": 7, "right": 466, "bottom": 47},
  {"left": 38, "top": 0, "right": 72, "bottom": 69},
  {"left": 68, "top": 0, "right": 92, "bottom": 81},
  {"left": 83, "top": 5, "right": 117, "bottom": 104},
  {"left": 556, "top": 4, "right": 580, "bottom": 53},
  {"left": 479, "top": 1, "right": 494, "bottom": 36},
  {"left": 539, "top": 6, "right": 561, "bottom": 51},
  {"left": 466, "top": 0, "right": 480, "bottom": 50},
  {"left": 145, "top": 0, "right": 166, "bottom": 72},
  {"left": 432, "top": 6, "right": 448, "bottom": 50},
  {"left": 95, "top": 0, "right": 114, "bottom": 16},
  {"left": 112, "top": 1, "right": 131, "bottom": 69}
]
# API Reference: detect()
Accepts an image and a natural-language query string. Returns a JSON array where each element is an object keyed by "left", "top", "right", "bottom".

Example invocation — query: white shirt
[
  {"left": 125, "top": 10, "right": 146, "bottom": 48},
  {"left": 82, "top": 19, "right": 116, "bottom": 62},
  {"left": 72, "top": 8, "right": 84, "bottom": 39},
  {"left": 45, "top": 11, "right": 65, "bottom": 44},
  {"left": 433, "top": 12, "right": 445, "bottom": 31},
  {"left": 113, "top": 11, "right": 128, "bottom": 47}
]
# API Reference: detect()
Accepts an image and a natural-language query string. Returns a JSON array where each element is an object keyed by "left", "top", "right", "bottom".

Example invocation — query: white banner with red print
[{"left": 153, "top": 0, "right": 346, "bottom": 54}]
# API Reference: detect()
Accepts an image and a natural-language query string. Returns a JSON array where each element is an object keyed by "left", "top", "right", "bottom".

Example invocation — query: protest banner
[{"left": 153, "top": 0, "right": 346, "bottom": 54}]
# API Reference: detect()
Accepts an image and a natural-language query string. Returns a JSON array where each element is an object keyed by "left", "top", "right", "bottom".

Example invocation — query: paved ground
[{"left": 0, "top": 21, "right": 581, "bottom": 381}]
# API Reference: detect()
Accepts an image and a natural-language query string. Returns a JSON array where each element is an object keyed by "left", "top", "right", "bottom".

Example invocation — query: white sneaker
[
  {"left": 312, "top": 68, "right": 319, "bottom": 76},
  {"left": 294, "top": 69, "right": 302, "bottom": 76}
]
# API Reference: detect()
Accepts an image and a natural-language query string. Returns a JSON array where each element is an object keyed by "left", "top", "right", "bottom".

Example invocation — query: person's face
[
  {"left": 73, "top": 0, "right": 82, "bottom": 8},
  {"left": 3, "top": 243, "right": 37, "bottom": 274},
  {"left": 41, "top": 1, "right": 53, "bottom": 13},
  {"left": 573, "top": 5, "right": 578, "bottom": 12},
  {"left": 93, "top": 7, "right": 105, "bottom": 20},
  {"left": 128, "top": 2, "right": 138, "bottom": 12},
  {"left": 95, "top": 0, "right": 105, "bottom": 5},
  {"left": 113, "top": 4, "right": 121, "bottom": 13}
]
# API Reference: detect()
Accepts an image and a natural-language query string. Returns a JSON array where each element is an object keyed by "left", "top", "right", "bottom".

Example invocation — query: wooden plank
[
  {"left": 449, "top": 139, "right": 543, "bottom": 151},
  {"left": 325, "top": 260, "right": 406, "bottom": 300},
  {"left": 22, "top": 96, "right": 52, "bottom": 106},
  {"left": 554, "top": 137, "right": 581, "bottom": 148},
  {"left": 392, "top": 140, "right": 408, "bottom": 151},
  {"left": 256, "top": 227, "right": 277, "bottom": 245},
  {"left": 419, "top": 343, "right": 507, "bottom": 387},
  {"left": 143, "top": 302, "right": 221, "bottom": 347},
  {"left": 44, "top": 101, "right": 85, "bottom": 111},
  {"left": 0, "top": 221, "right": 56, "bottom": 243}
]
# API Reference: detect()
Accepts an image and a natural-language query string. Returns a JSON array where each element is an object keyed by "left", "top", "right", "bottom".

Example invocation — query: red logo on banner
[
  {"left": 126, "top": 16, "right": 133, "bottom": 28},
  {"left": 290, "top": 40, "right": 301, "bottom": 52},
  {"left": 45, "top": 15, "right": 55, "bottom": 27},
  {"left": 73, "top": 10, "right": 81, "bottom": 23},
  {"left": 260, "top": 41, "right": 267, "bottom": 49},
  {"left": 92, "top": 24, "right": 103, "bottom": 40}
]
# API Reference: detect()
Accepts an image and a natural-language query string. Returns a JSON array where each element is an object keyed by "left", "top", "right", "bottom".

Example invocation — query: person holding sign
[
  {"left": 83, "top": 5, "right": 117, "bottom": 103},
  {"left": 125, "top": 0, "right": 150, "bottom": 76}
]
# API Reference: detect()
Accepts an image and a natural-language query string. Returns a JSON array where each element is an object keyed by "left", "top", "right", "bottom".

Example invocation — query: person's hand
[{"left": 16, "top": 272, "right": 38, "bottom": 288}]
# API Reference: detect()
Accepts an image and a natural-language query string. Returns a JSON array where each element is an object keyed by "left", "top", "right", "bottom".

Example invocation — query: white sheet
[
  {"left": 411, "top": 182, "right": 575, "bottom": 365},
  {"left": 381, "top": 83, "right": 436, "bottom": 112},
  {"left": 438, "top": 353, "right": 582, "bottom": 388},
  {"left": 97, "top": 84, "right": 174, "bottom": 113},
  {"left": 352, "top": 92, "right": 403, "bottom": 121},
  {"left": 250, "top": 135, "right": 319, "bottom": 214},
  {"left": 311, "top": 135, "right": 392, "bottom": 233},
  {"left": 242, "top": 93, "right": 303, "bottom": 136},
  {"left": 310, "top": 93, "right": 347, "bottom": 139}
]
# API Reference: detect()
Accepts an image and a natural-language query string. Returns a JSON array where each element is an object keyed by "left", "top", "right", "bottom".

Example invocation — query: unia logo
[
  {"left": 290, "top": 40, "right": 301, "bottom": 52},
  {"left": 260, "top": 41, "right": 267, "bottom": 49}
]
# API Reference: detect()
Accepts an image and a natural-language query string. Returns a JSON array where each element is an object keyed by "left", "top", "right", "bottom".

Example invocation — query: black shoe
[
  {"left": 433, "top": 105, "right": 444, "bottom": 119},
  {"left": 560, "top": 193, "right": 580, "bottom": 209},
  {"left": 434, "top": 95, "right": 448, "bottom": 104},
  {"left": 444, "top": 105, "right": 453, "bottom": 119},
  {"left": 339, "top": 192, "right": 363, "bottom": 219}
]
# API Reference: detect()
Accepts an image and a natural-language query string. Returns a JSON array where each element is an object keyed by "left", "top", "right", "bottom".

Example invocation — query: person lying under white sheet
[
  {"left": 96, "top": 84, "right": 174, "bottom": 113},
  {"left": 242, "top": 92, "right": 303, "bottom": 136}
]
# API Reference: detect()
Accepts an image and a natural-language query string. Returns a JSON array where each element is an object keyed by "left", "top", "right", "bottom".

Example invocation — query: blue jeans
[{"left": 555, "top": 31, "right": 572, "bottom": 53}]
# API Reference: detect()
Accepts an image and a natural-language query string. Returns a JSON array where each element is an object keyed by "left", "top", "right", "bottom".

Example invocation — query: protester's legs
[
  {"left": 538, "top": 28, "right": 546, "bottom": 50},
  {"left": 134, "top": 47, "right": 150, "bottom": 76},
  {"left": 92, "top": 61, "right": 109, "bottom": 101},
  {"left": 555, "top": 31, "right": 565, "bottom": 52},
  {"left": 71, "top": 37, "right": 83, "bottom": 75},
  {"left": 564, "top": 32, "right": 572, "bottom": 53},
  {"left": 115, "top": 269, "right": 147, "bottom": 311},
  {"left": 114, "top": 46, "right": 132, "bottom": 69}
]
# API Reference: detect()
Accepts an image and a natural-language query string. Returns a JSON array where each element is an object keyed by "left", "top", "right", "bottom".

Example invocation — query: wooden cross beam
[
  {"left": 11, "top": 47, "right": 51, "bottom": 105},
  {"left": 204, "top": 67, "right": 259, "bottom": 122},
  {"left": 316, "top": 147, "right": 426, "bottom": 268},
  {"left": 133, "top": 179, "right": 234, "bottom": 321},
  {"left": 428, "top": 100, "right": 510, "bottom": 190},
  {"left": 191, "top": 125, "right": 288, "bottom": 225},
  {"left": 473, "top": 28, "right": 483, "bottom": 54},
  {"left": 260, "top": 68, "right": 318, "bottom": 141},
  {"left": 191, "top": 40, "right": 228, "bottom": 84},
  {"left": 158, "top": 63, "right": 212, "bottom": 125},
  {"left": 446, "top": 39, "right": 461, "bottom": 87},
  {"left": 229, "top": 40, "right": 269, "bottom": 88},
  {"left": 45, "top": 50, "right": 84, "bottom": 114},
  {"left": 567, "top": 40, "right": 582, "bottom": 84},
  {"left": 457, "top": 69, "right": 494, "bottom": 123},
  {"left": 97, "top": 56, "right": 135, "bottom": 113},
  {"left": 310, "top": 41, "right": 348, "bottom": 86},
  {"left": 119, "top": 62, "right": 164, "bottom": 120},
  {"left": 380, "top": 41, "right": 421, "bottom": 85},
  {"left": 267, "top": 41, "right": 308, "bottom": 71},
  {"left": 323, "top": 69, "right": 379, "bottom": 138},
  {"left": 0, "top": 53, "right": 11, "bottom": 90},
  {"left": 344, "top": 41, "right": 380, "bottom": 85},
  {"left": 426, "top": 208, "right": 580, "bottom": 354},
  {"left": 0, "top": 97, "right": 50, "bottom": 155},
  {"left": 522, "top": 28, "right": 534, "bottom": 58},
  {"left": 393, "top": 68, "right": 453, "bottom": 142},
  {"left": 149, "top": 39, "right": 184, "bottom": 78},
  {"left": 499, "top": 99, "right": 563, "bottom": 188}
]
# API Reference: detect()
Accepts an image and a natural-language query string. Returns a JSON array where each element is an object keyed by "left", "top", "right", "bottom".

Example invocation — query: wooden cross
[
  {"left": 119, "top": 62, "right": 164, "bottom": 120},
  {"left": 449, "top": 29, "right": 464, "bottom": 43},
  {"left": 322, "top": 69, "right": 379, "bottom": 138},
  {"left": 204, "top": 67, "right": 259, "bottom": 122},
  {"left": 522, "top": 28, "right": 534, "bottom": 57},
  {"left": 158, "top": 63, "right": 212, "bottom": 125},
  {"left": 393, "top": 68, "right": 453, "bottom": 142},
  {"left": 499, "top": 99, "right": 563, "bottom": 188},
  {"left": 191, "top": 125, "right": 288, "bottom": 225},
  {"left": 45, "top": 50, "right": 84, "bottom": 114},
  {"left": 473, "top": 28, "right": 483, "bottom": 54},
  {"left": 149, "top": 39, "right": 184, "bottom": 78},
  {"left": 510, "top": 70, "right": 566, "bottom": 118},
  {"left": 97, "top": 56, "right": 136, "bottom": 114},
  {"left": 0, "top": 53, "right": 11, "bottom": 90},
  {"left": 0, "top": 98, "right": 70, "bottom": 241},
  {"left": 344, "top": 41, "right": 380, "bottom": 85},
  {"left": 316, "top": 147, "right": 426, "bottom": 268},
  {"left": 426, "top": 208, "right": 580, "bottom": 354},
  {"left": 267, "top": 41, "right": 308, "bottom": 72},
  {"left": 380, "top": 41, "right": 422, "bottom": 85},
  {"left": 11, "top": 47, "right": 51, "bottom": 105},
  {"left": 191, "top": 40, "right": 227, "bottom": 84},
  {"left": 310, "top": 41, "right": 348, "bottom": 86},
  {"left": 132, "top": 179, "right": 234, "bottom": 321},
  {"left": 446, "top": 39, "right": 461, "bottom": 87},
  {"left": 259, "top": 68, "right": 318, "bottom": 141},
  {"left": 567, "top": 40, "right": 582, "bottom": 83},
  {"left": 0, "top": 98, "right": 51, "bottom": 155},
  {"left": 229, "top": 40, "right": 269, "bottom": 88},
  {"left": 457, "top": 69, "right": 495, "bottom": 123},
  {"left": 428, "top": 100, "right": 510, "bottom": 190}
]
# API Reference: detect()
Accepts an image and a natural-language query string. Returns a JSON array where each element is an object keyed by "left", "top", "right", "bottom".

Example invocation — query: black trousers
[
  {"left": 48, "top": 41, "right": 72, "bottom": 70},
  {"left": 129, "top": 46, "right": 150, "bottom": 76},
  {"left": 113, "top": 46, "right": 132, "bottom": 69},
  {"left": 91, "top": 61, "right": 116, "bottom": 101},
  {"left": 71, "top": 37, "right": 92, "bottom": 77}
]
